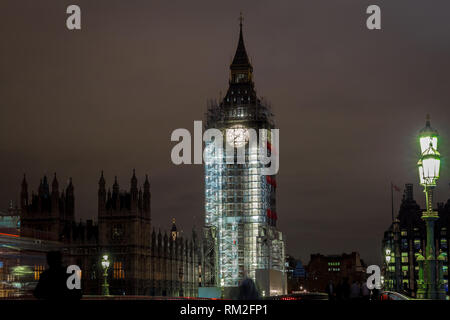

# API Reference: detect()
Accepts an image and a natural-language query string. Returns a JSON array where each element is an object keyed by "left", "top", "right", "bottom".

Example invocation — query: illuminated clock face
[
  {"left": 226, "top": 125, "right": 249, "bottom": 148},
  {"left": 236, "top": 73, "right": 246, "bottom": 83}
]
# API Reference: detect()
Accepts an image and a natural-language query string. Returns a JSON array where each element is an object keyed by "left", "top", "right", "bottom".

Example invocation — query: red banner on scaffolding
[
  {"left": 266, "top": 209, "right": 277, "bottom": 220},
  {"left": 266, "top": 175, "right": 277, "bottom": 188}
]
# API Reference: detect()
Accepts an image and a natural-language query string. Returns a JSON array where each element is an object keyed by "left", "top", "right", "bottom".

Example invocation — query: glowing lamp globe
[
  {"left": 421, "top": 153, "right": 440, "bottom": 186},
  {"left": 101, "top": 255, "right": 110, "bottom": 269},
  {"left": 385, "top": 248, "right": 391, "bottom": 264},
  {"left": 418, "top": 115, "right": 440, "bottom": 186},
  {"left": 418, "top": 141, "right": 440, "bottom": 186},
  {"left": 419, "top": 115, "right": 438, "bottom": 154},
  {"left": 417, "top": 159, "right": 425, "bottom": 186},
  {"left": 386, "top": 255, "right": 391, "bottom": 264}
]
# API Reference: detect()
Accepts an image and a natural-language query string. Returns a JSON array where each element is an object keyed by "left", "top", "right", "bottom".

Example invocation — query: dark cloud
[{"left": 1, "top": 0, "right": 450, "bottom": 265}]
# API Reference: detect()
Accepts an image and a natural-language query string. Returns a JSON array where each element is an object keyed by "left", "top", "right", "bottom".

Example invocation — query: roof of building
[{"left": 230, "top": 16, "right": 251, "bottom": 69}]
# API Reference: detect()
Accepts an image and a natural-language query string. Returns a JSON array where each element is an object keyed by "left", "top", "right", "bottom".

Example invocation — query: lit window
[
  {"left": 440, "top": 239, "right": 447, "bottom": 250},
  {"left": 113, "top": 262, "right": 125, "bottom": 279},
  {"left": 34, "top": 265, "right": 44, "bottom": 280},
  {"left": 401, "top": 252, "right": 408, "bottom": 263},
  {"left": 414, "top": 239, "right": 421, "bottom": 250}
]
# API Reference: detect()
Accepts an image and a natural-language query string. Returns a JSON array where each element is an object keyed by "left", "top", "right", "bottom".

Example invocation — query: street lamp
[
  {"left": 385, "top": 249, "right": 391, "bottom": 264},
  {"left": 416, "top": 115, "right": 445, "bottom": 300},
  {"left": 101, "top": 254, "right": 110, "bottom": 296},
  {"left": 385, "top": 248, "right": 392, "bottom": 290}
]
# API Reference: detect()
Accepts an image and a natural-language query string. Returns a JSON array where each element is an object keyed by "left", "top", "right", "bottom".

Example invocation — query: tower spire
[
  {"left": 143, "top": 174, "right": 151, "bottom": 215},
  {"left": 231, "top": 13, "right": 251, "bottom": 68},
  {"left": 52, "top": 172, "right": 59, "bottom": 193},
  {"left": 98, "top": 170, "right": 106, "bottom": 212},
  {"left": 230, "top": 13, "right": 253, "bottom": 85},
  {"left": 131, "top": 169, "right": 138, "bottom": 190},
  {"left": 99, "top": 170, "right": 105, "bottom": 186},
  {"left": 113, "top": 176, "right": 119, "bottom": 193}
]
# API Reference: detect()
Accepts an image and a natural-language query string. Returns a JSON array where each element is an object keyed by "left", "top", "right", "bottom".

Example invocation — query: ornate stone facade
[{"left": 19, "top": 171, "right": 201, "bottom": 297}]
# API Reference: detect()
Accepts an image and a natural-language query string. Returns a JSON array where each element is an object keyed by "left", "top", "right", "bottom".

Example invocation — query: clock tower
[{"left": 204, "top": 16, "right": 286, "bottom": 294}]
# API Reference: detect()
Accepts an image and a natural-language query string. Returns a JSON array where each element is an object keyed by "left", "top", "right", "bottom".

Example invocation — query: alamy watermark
[
  {"left": 66, "top": 265, "right": 81, "bottom": 289},
  {"left": 366, "top": 265, "right": 382, "bottom": 290},
  {"left": 170, "top": 121, "right": 279, "bottom": 175}
]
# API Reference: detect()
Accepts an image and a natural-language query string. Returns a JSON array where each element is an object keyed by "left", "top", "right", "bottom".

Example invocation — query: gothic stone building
[
  {"left": 19, "top": 171, "right": 200, "bottom": 297},
  {"left": 20, "top": 174, "right": 75, "bottom": 241}
]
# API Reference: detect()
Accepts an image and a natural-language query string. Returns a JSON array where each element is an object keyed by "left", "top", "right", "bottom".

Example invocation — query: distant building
[
  {"left": 0, "top": 202, "right": 20, "bottom": 235},
  {"left": 381, "top": 183, "right": 449, "bottom": 297},
  {"left": 285, "top": 255, "right": 307, "bottom": 293},
  {"left": 293, "top": 260, "right": 307, "bottom": 279},
  {"left": 305, "top": 252, "right": 367, "bottom": 292}
]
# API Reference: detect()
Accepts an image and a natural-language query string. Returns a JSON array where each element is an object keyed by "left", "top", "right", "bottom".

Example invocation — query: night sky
[{"left": 1, "top": 0, "right": 450, "bottom": 266}]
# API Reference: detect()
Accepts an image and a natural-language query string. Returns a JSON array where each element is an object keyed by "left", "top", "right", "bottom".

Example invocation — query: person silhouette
[
  {"left": 325, "top": 280, "right": 335, "bottom": 300},
  {"left": 34, "top": 251, "right": 82, "bottom": 300},
  {"left": 341, "top": 277, "right": 351, "bottom": 300},
  {"left": 237, "top": 278, "right": 261, "bottom": 300}
]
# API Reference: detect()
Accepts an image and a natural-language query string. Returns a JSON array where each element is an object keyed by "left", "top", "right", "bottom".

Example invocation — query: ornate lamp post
[
  {"left": 385, "top": 248, "right": 392, "bottom": 290},
  {"left": 101, "top": 254, "right": 110, "bottom": 296},
  {"left": 416, "top": 115, "right": 445, "bottom": 300}
]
